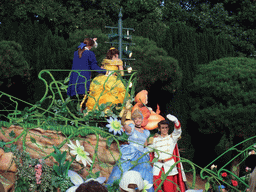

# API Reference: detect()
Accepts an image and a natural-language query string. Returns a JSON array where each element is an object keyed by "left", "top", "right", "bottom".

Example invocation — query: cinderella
[{"left": 106, "top": 109, "right": 154, "bottom": 192}]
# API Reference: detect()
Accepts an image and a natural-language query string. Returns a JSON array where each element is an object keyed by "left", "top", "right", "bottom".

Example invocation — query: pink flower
[{"left": 34, "top": 163, "right": 42, "bottom": 185}]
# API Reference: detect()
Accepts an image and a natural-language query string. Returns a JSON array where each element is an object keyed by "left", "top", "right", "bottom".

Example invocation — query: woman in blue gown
[
  {"left": 107, "top": 109, "right": 154, "bottom": 192},
  {"left": 67, "top": 38, "right": 106, "bottom": 98}
]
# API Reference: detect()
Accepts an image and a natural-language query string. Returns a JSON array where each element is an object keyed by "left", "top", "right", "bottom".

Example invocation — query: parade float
[
  {"left": 0, "top": 67, "right": 255, "bottom": 192},
  {"left": 0, "top": 10, "right": 255, "bottom": 192}
]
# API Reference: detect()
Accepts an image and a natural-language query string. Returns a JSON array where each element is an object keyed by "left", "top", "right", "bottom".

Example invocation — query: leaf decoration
[
  {"left": 205, "top": 182, "right": 210, "bottom": 191},
  {"left": 30, "top": 136, "right": 37, "bottom": 144},
  {"left": 9, "top": 130, "right": 15, "bottom": 138},
  {"left": 64, "top": 77, "right": 70, "bottom": 84},
  {"left": 93, "top": 80, "right": 101, "bottom": 85},
  {"left": 106, "top": 137, "right": 114, "bottom": 148}
]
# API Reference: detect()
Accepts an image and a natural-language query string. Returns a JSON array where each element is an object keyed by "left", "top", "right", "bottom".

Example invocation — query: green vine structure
[
  {"left": 200, "top": 136, "right": 256, "bottom": 192},
  {"left": 0, "top": 69, "right": 254, "bottom": 191},
  {"left": 0, "top": 69, "right": 136, "bottom": 133}
]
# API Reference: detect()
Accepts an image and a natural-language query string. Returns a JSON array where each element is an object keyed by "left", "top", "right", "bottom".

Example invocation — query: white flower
[
  {"left": 106, "top": 117, "right": 123, "bottom": 135},
  {"left": 249, "top": 150, "right": 255, "bottom": 155},
  {"left": 66, "top": 170, "right": 106, "bottom": 192},
  {"left": 142, "top": 180, "right": 153, "bottom": 192},
  {"left": 210, "top": 164, "right": 217, "bottom": 170},
  {"left": 67, "top": 140, "right": 92, "bottom": 167}
]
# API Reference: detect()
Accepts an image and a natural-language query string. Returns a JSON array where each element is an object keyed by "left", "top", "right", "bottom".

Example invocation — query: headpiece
[
  {"left": 131, "top": 109, "right": 144, "bottom": 121},
  {"left": 78, "top": 42, "right": 87, "bottom": 49},
  {"left": 109, "top": 47, "right": 116, "bottom": 50},
  {"left": 135, "top": 90, "right": 148, "bottom": 105}
]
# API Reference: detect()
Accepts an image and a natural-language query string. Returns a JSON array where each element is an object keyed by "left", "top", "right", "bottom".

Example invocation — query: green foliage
[
  {"left": 107, "top": 178, "right": 120, "bottom": 192},
  {"left": 1, "top": 0, "right": 81, "bottom": 34},
  {"left": 9, "top": 130, "right": 15, "bottom": 138},
  {"left": 185, "top": 1, "right": 256, "bottom": 56},
  {"left": 195, "top": 31, "right": 235, "bottom": 65},
  {"left": 162, "top": 1, "right": 191, "bottom": 24},
  {"left": 50, "top": 146, "right": 74, "bottom": 178},
  {"left": 0, "top": 40, "right": 31, "bottom": 87},
  {"left": 0, "top": 143, "right": 17, "bottom": 152},
  {"left": 131, "top": 35, "right": 182, "bottom": 92},
  {"left": 189, "top": 57, "right": 256, "bottom": 144},
  {"left": 13, "top": 149, "right": 73, "bottom": 192}
]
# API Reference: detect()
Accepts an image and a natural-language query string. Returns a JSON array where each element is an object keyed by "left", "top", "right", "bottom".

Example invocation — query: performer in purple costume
[{"left": 67, "top": 38, "right": 106, "bottom": 97}]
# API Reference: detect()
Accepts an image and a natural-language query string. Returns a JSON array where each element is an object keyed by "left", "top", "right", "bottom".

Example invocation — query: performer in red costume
[{"left": 149, "top": 114, "right": 187, "bottom": 192}]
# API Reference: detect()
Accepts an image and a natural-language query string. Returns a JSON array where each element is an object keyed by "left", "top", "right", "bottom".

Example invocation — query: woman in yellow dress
[{"left": 83, "top": 47, "right": 127, "bottom": 112}]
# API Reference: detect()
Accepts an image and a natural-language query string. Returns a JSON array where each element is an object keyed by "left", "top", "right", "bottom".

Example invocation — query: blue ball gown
[
  {"left": 67, "top": 50, "right": 105, "bottom": 97},
  {"left": 106, "top": 124, "right": 154, "bottom": 192}
]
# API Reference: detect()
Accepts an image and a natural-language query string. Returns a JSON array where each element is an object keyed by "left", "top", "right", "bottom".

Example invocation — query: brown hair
[
  {"left": 75, "top": 180, "right": 108, "bottom": 192},
  {"left": 78, "top": 38, "right": 95, "bottom": 59},
  {"left": 106, "top": 47, "right": 119, "bottom": 59},
  {"left": 120, "top": 184, "right": 142, "bottom": 192},
  {"left": 158, "top": 120, "right": 169, "bottom": 129}
]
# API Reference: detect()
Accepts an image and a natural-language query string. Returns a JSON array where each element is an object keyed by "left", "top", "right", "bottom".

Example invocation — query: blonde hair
[{"left": 131, "top": 109, "right": 143, "bottom": 120}]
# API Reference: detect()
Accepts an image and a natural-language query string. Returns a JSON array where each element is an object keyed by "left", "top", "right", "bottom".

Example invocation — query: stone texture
[
  {"left": 0, "top": 125, "right": 120, "bottom": 181},
  {"left": 0, "top": 152, "right": 17, "bottom": 172},
  {"left": 0, "top": 172, "right": 15, "bottom": 192}
]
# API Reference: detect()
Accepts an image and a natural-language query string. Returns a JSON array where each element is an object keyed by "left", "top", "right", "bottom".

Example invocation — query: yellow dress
[{"left": 85, "top": 59, "right": 127, "bottom": 111}]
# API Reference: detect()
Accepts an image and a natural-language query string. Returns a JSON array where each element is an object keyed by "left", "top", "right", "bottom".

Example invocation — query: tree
[
  {"left": 0, "top": 0, "right": 84, "bottom": 38},
  {"left": 161, "top": 1, "right": 191, "bottom": 23},
  {"left": 188, "top": 57, "right": 256, "bottom": 148},
  {"left": 0, "top": 41, "right": 31, "bottom": 87},
  {"left": 179, "top": 0, "right": 256, "bottom": 56}
]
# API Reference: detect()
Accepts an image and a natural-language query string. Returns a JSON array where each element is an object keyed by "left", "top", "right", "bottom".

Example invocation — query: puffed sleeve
[
  {"left": 144, "top": 129, "right": 150, "bottom": 138},
  {"left": 89, "top": 51, "right": 106, "bottom": 73},
  {"left": 126, "top": 123, "right": 135, "bottom": 136},
  {"left": 116, "top": 60, "right": 123, "bottom": 66}
]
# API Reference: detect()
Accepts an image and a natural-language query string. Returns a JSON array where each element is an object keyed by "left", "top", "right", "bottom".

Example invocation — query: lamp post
[
  {"left": 118, "top": 8, "right": 123, "bottom": 60},
  {"left": 105, "top": 8, "right": 135, "bottom": 66}
]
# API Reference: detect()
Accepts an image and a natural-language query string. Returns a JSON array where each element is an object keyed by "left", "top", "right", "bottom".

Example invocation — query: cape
[{"left": 149, "top": 143, "right": 187, "bottom": 192}]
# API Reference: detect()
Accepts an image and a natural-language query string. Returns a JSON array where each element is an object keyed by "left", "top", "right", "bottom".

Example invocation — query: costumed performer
[
  {"left": 83, "top": 47, "right": 127, "bottom": 111},
  {"left": 106, "top": 109, "right": 153, "bottom": 192},
  {"left": 67, "top": 38, "right": 106, "bottom": 98},
  {"left": 125, "top": 90, "right": 165, "bottom": 130},
  {"left": 148, "top": 115, "right": 187, "bottom": 192}
]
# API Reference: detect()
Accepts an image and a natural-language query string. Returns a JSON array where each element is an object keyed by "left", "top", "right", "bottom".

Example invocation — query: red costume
[{"left": 149, "top": 122, "right": 187, "bottom": 192}]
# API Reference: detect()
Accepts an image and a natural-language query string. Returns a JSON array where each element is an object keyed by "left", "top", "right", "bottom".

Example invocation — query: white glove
[
  {"left": 93, "top": 38, "right": 98, "bottom": 48},
  {"left": 166, "top": 114, "right": 179, "bottom": 125}
]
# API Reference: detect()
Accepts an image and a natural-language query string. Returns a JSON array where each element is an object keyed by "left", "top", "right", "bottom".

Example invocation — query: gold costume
[{"left": 85, "top": 58, "right": 126, "bottom": 111}]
